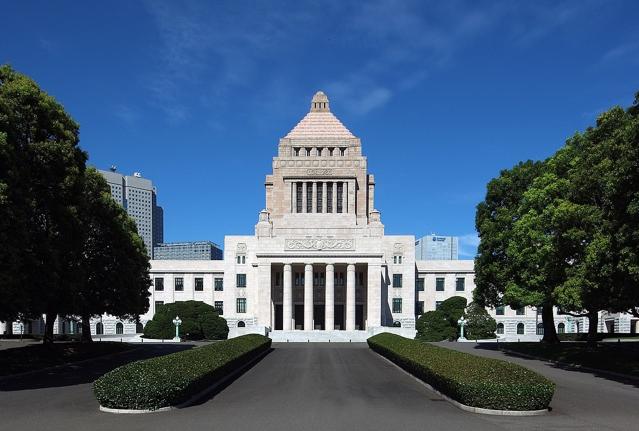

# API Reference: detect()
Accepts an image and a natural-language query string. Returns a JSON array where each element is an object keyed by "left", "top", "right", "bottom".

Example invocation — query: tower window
[
  {"left": 340, "top": 147, "right": 346, "bottom": 156},
  {"left": 327, "top": 182, "right": 333, "bottom": 213},
  {"left": 296, "top": 182, "right": 303, "bottom": 213},
  {"left": 336, "top": 182, "right": 343, "bottom": 213},
  {"left": 306, "top": 182, "right": 312, "bottom": 213},
  {"left": 306, "top": 148, "right": 311, "bottom": 156},
  {"left": 329, "top": 148, "right": 334, "bottom": 156},
  {"left": 294, "top": 147, "right": 300, "bottom": 156}
]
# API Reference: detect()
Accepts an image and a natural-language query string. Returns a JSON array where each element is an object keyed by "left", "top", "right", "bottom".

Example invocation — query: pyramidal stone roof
[{"left": 284, "top": 91, "right": 356, "bottom": 141}]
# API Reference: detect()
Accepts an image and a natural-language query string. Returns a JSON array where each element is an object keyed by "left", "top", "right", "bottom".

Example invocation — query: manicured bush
[
  {"left": 368, "top": 333, "right": 555, "bottom": 411},
  {"left": 143, "top": 300, "right": 228, "bottom": 340},
  {"left": 415, "top": 296, "right": 467, "bottom": 341},
  {"left": 464, "top": 303, "right": 497, "bottom": 340},
  {"left": 94, "top": 334, "right": 271, "bottom": 410}
]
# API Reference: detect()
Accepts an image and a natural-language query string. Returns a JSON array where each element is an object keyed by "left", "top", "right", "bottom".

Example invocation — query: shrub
[
  {"left": 94, "top": 334, "right": 271, "bottom": 410},
  {"left": 415, "top": 310, "right": 455, "bottom": 341},
  {"left": 143, "top": 300, "right": 228, "bottom": 340},
  {"left": 464, "top": 303, "right": 497, "bottom": 340},
  {"left": 368, "top": 333, "right": 554, "bottom": 411},
  {"left": 416, "top": 296, "right": 467, "bottom": 341}
]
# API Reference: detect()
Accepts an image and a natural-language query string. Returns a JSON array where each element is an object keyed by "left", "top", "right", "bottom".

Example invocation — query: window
[
  {"left": 496, "top": 306, "right": 505, "bottom": 315},
  {"left": 116, "top": 322, "right": 124, "bottom": 335},
  {"left": 536, "top": 323, "right": 544, "bottom": 335},
  {"left": 357, "top": 272, "right": 364, "bottom": 287},
  {"left": 340, "top": 147, "right": 346, "bottom": 156},
  {"left": 392, "top": 298, "right": 402, "bottom": 313},
  {"left": 517, "top": 323, "right": 525, "bottom": 335},
  {"left": 154, "top": 277, "right": 164, "bottom": 291},
  {"left": 274, "top": 272, "right": 281, "bottom": 286},
  {"left": 136, "top": 322, "right": 144, "bottom": 333},
  {"left": 392, "top": 321, "right": 401, "bottom": 327},
  {"left": 336, "top": 182, "right": 343, "bottom": 213},
  {"left": 516, "top": 307, "right": 525, "bottom": 316},
  {"left": 305, "top": 147, "right": 311, "bottom": 156},
  {"left": 95, "top": 322, "right": 104, "bottom": 335},
  {"left": 306, "top": 182, "right": 312, "bottom": 212},
  {"left": 536, "top": 306, "right": 543, "bottom": 315},
  {"left": 237, "top": 321, "right": 246, "bottom": 327},
  {"left": 317, "top": 182, "right": 323, "bottom": 213},
  {"left": 416, "top": 278, "right": 424, "bottom": 291},
  {"left": 415, "top": 301, "right": 424, "bottom": 315},
  {"left": 236, "top": 274, "right": 246, "bottom": 288},
  {"left": 496, "top": 323, "right": 504, "bottom": 334},
  {"left": 327, "top": 182, "right": 333, "bottom": 213},
  {"left": 296, "top": 182, "right": 303, "bottom": 213},
  {"left": 214, "top": 277, "right": 224, "bottom": 291},
  {"left": 155, "top": 300, "right": 164, "bottom": 310},
  {"left": 557, "top": 322, "right": 565, "bottom": 334},
  {"left": 393, "top": 274, "right": 402, "bottom": 288},
  {"left": 335, "top": 273, "right": 344, "bottom": 286},
  {"left": 294, "top": 147, "right": 300, "bottom": 156},
  {"left": 236, "top": 298, "right": 247, "bottom": 313},
  {"left": 174, "top": 277, "right": 183, "bottom": 291},
  {"left": 393, "top": 255, "right": 402, "bottom": 264},
  {"left": 436, "top": 277, "right": 445, "bottom": 291},
  {"left": 435, "top": 301, "right": 443, "bottom": 310},
  {"left": 236, "top": 255, "right": 246, "bottom": 264},
  {"left": 195, "top": 277, "right": 204, "bottom": 291},
  {"left": 214, "top": 301, "right": 223, "bottom": 315},
  {"left": 455, "top": 277, "right": 465, "bottom": 291}
]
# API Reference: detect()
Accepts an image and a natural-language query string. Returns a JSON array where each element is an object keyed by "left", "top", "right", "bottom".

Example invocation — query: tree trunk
[
  {"left": 541, "top": 304, "right": 559, "bottom": 343},
  {"left": 586, "top": 310, "right": 599, "bottom": 348},
  {"left": 43, "top": 312, "right": 56, "bottom": 344},
  {"left": 81, "top": 315, "right": 93, "bottom": 343}
]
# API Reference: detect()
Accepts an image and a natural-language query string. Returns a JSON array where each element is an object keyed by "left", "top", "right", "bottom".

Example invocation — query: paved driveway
[{"left": 1, "top": 342, "right": 638, "bottom": 431}]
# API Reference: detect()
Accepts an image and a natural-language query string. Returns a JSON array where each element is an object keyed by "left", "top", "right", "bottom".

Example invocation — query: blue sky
[{"left": 3, "top": 1, "right": 638, "bottom": 258}]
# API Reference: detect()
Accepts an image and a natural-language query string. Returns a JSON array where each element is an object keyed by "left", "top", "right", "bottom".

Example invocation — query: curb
[
  {"left": 99, "top": 348, "right": 271, "bottom": 414},
  {"left": 0, "top": 345, "right": 141, "bottom": 383},
  {"left": 499, "top": 348, "right": 639, "bottom": 383},
  {"left": 374, "top": 353, "right": 549, "bottom": 416}
]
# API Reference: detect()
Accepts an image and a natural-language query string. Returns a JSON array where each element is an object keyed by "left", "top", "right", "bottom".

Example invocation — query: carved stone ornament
[
  {"left": 393, "top": 243, "right": 404, "bottom": 253},
  {"left": 306, "top": 168, "right": 333, "bottom": 176},
  {"left": 285, "top": 238, "right": 354, "bottom": 251},
  {"left": 237, "top": 243, "right": 248, "bottom": 252}
]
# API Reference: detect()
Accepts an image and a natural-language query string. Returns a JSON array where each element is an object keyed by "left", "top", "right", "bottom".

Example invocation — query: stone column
[
  {"left": 302, "top": 182, "right": 307, "bottom": 213},
  {"left": 325, "top": 264, "right": 335, "bottom": 331},
  {"left": 312, "top": 182, "right": 317, "bottom": 213},
  {"left": 332, "top": 182, "right": 337, "bottom": 214},
  {"left": 257, "top": 263, "right": 272, "bottom": 328},
  {"left": 304, "top": 264, "right": 313, "bottom": 330},
  {"left": 367, "top": 263, "right": 382, "bottom": 328},
  {"left": 292, "top": 182, "right": 297, "bottom": 213},
  {"left": 346, "top": 264, "right": 356, "bottom": 330},
  {"left": 348, "top": 180, "right": 356, "bottom": 214},
  {"left": 322, "top": 182, "right": 327, "bottom": 214},
  {"left": 283, "top": 264, "right": 292, "bottom": 330},
  {"left": 342, "top": 182, "right": 348, "bottom": 214}
]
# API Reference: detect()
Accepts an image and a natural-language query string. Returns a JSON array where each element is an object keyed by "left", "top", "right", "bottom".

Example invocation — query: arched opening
[
  {"left": 576, "top": 321, "right": 581, "bottom": 333},
  {"left": 536, "top": 323, "right": 544, "bottom": 335},
  {"left": 116, "top": 322, "right": 124, "bottom": 335},
  {"left": 392, "top": 321, "right": 401, "bottom": 328},
  {"left": 517, "top": 323, "right": 525, "bottom": 335},
  {"left": 496, "top": 323, "right": 504, "bottom": 334},
  {"left": 237, "top": 321, "right": 246, "bottom": 328},
  {"left": 136, "top": 322, "right": 144, "bottom": 333},
  {"left": 96, "top": 322, "right": 104, "bottom": 335},
  {"left": 557, "top": 322, "right": 565, "bottom": 334}
]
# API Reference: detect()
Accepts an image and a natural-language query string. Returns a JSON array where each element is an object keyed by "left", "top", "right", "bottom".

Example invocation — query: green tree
[
  {"left": 0, "top": 65, "right": 86, "bottom": 342},
  {"left": 464, "top": 303, "right": 496, "bottom": 340},
  {"left": 71, "top": 168, "right": 151, "bottom": 342},
  {"left": 415, "top": 296, "right": 467, "bottom": 341}
]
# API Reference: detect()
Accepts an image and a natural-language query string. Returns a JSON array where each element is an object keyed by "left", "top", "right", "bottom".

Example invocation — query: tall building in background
[
  {"left": 98, "top": 168, "right": 163, "bottom": 258},
  {"left": 153, "top": 241, "right": 223, "bottom": 260},
  {"left": 415, "top": 235, "right": 459, "bottom": 260}
]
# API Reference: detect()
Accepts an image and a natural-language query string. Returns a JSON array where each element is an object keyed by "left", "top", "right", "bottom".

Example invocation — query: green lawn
[
  {"left": 501, "top": 342, "right": 639, "bottom": 378},
  {"left": 0, "top": 342, "right": 133, "bottom": 377}
]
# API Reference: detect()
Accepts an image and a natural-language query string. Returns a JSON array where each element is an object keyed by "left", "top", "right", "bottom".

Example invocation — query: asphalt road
[{"left": 1, "top": 342, "right": 638, "bottom": 431}]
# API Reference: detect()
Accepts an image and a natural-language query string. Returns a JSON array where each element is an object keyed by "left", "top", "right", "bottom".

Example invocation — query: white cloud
[{"left": 458, "top": 233, "right": 480, "bottom": 259}]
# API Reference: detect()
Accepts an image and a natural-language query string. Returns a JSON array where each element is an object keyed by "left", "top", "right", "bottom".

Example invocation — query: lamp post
[
  {"left": 172, "top": 316, "right": 182, "bottom": 342},
  {"left": 457, "top": 316, "right": 467, "bottom": 342}
]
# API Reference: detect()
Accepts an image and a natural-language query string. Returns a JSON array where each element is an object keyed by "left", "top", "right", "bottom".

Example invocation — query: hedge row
[
  {"left": 94, "top": 334, "right": 271, "bottom": 410},
  {"left": 368, "top": 333, "right": 554, "bottom": 411}
]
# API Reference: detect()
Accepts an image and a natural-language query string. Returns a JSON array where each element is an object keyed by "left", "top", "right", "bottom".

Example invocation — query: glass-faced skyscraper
[
  {"left": 98, "top": 169, "right": 164, "bottom": 258},
  {"left": 415, "top": 235, "right": 459, "bottom": 260}
]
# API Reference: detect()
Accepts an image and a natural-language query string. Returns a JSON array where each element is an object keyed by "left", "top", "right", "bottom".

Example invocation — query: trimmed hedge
[
  {"left": 94, "top": 334, "right": 271, "bottom": 410},
  {"left": 143, "top": 300, "right": 229, "bottom": 340},
  {"left": 368, "top": 333, "right": 554, "bottom": 411}
]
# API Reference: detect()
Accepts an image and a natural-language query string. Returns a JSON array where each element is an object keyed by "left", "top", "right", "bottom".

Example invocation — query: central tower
[{"left": 261, "top": 91, "right": 382, "bottom": 238}]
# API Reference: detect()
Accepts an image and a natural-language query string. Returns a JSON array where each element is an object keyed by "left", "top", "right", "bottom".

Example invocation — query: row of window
[
  {"left": 293, "top": 147, "right": 347, "bottom": 157},
  {"left": 154, "top": 277, "right": 224, "bottom": 291},
  {"left": 294, "top": 181, "right": 344, "bottom": 213},
  {"left": 286, "top": 271, "right": 366, "bottom": 287},
  {"left": 154, "top": 300, "right": 245, "bottom": 315},
  {"left": 495, "top": 322, "right": 565, "bottom": 335},
  {"left": 415, "top": 277, "right": 465, "bottom": 291},
  {"left": 495, "top": 306, "right": 543, "bottom": 316}
]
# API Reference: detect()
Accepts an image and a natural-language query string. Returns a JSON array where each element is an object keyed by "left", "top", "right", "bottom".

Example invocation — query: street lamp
[
  {"left": 172, "top": 316, "right": 182, "bottom": 342},
  {"left": 457, "top": 316, "right": 467, "bottom": 341}
]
